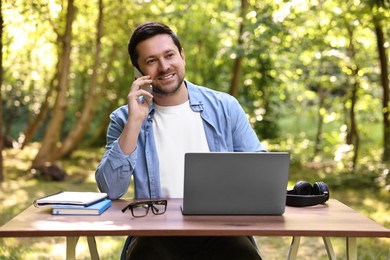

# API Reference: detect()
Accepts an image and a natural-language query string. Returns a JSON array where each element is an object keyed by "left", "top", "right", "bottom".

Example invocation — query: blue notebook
[{"left": 52, "top": 199, "right": 112, "bottom": 215}]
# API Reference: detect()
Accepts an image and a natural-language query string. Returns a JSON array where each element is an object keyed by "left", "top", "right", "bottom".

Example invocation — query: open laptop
[{"left": 181, "top": 152, "right": 290, "bottom": 215}]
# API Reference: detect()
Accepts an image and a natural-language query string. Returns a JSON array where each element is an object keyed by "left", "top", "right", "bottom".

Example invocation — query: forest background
[{"left": 0, "top": 0, "right": 389, "bottom": 259}]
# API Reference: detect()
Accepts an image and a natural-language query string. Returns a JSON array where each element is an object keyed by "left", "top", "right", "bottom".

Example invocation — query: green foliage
[
  {"left": 1, "top": 0, "right": 389, "bottom": 184},
  {"left": 1, "top": 1, "right": 389, "bottom": 258}
]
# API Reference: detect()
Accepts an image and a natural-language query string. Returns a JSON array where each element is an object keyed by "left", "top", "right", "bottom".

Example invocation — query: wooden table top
[{"left": 0, "top": 199, "right": 389, "bottom": 238}]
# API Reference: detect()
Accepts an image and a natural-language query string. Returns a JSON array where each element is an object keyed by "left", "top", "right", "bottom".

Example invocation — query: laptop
[{"left": 181, "top": 152, "right": 290, "bottom": 215}]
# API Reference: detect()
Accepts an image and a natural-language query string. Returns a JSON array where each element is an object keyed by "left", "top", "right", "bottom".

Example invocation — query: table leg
[
  {"left": 87, "top": 236, "right": 100, "bottom": 260},
  {"left": 287, "top": 236, "right": 300, "bottom": 260},
  {"left": 322, "top": 237, "right": 336, "bottom": 260},
  {"left": 346, "top": 237, "right": 357, "bottom": 260},
  {"left": 66, "top": 236, "right": 79, "bottom": 260}
]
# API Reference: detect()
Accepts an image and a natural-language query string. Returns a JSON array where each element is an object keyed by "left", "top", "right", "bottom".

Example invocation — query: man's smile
[{"left": 158, "top": 73, "right": 175, "bottom": 81}]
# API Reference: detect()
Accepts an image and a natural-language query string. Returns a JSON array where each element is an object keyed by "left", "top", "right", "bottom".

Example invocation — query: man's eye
[{"left": 166, "top": 53, "right": 175, "bottom": 58}]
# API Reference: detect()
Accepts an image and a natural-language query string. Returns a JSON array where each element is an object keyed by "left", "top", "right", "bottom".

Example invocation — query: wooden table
[{"left": 0, "top": 199, "right": 389, "bottom": 259}]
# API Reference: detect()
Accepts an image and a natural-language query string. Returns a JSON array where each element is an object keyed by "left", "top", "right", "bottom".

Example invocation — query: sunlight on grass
[
  {"left": 96, "top": 236, "right": 125, "bottom": 258},
  {"left": 3, "top": 188, "right": 29, "bottom": 208},
  {"left": 50, "top": 240, "right": 67, "bottom": 257},
  {"left": 362, "top": 197, "right": 390, "bottom": 226}
]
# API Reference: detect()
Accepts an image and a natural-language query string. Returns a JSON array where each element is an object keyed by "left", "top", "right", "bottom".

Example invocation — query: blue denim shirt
[{"left": 95, "top": 81, "right": 266, "bottom": 199}]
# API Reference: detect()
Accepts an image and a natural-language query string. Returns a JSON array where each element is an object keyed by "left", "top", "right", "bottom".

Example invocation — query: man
[{"left": 96, "top": 21, "right": 265, "bottom": 259}]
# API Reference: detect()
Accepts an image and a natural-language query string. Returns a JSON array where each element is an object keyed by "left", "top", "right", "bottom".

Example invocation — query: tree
[
  {"left": 1, "top": 0, "right": 388, "bottom": 184},
  {"left": 52, "top": 0, "right": 104, "bottom": 160},
  {"left": 229, "top": 0, "right": 248, "bottom": 97},
  {"left": 32, "top": 0, "right": 75, "bottom": 174},
  {"left": 344, "top": 22, "right": 361, "bottom": 171},
  {"left": 0, "top": 0, "right": 4, "bottom": 182},
  {"left": 21, "top": 68, "right": 57, "bottom": 149},
  {"left": 370, "top": 0, "right": 390, "bottom": 163}
]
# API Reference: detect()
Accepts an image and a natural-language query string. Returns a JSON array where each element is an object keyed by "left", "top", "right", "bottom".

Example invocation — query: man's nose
[{"left": 158, "top": 59, "right": 170, "bottom": 72}]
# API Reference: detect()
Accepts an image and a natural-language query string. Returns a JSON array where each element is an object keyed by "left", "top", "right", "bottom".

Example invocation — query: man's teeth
[{"left": 161, "top": 74, "right": 174, "bottom": 79}]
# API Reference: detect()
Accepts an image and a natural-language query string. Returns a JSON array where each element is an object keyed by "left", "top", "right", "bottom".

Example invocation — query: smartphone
[{"left": 134, "top": 67, "right": 152, "bottom": 93}]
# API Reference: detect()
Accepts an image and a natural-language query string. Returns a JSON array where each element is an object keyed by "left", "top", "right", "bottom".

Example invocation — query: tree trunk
[
  {"left": 32, "top": 0, "right": 75, "bottom": 169},
  {"left": 373, "top": 18, "right": 390, "bottom": 163},
  {"left": 312, "top": 84, "right": 325, "bottom": 160},
  {"left": 229, "top": 0, "right": 248, "bottom": 97},
  {"left": 53, "top": 0, "right": 104, "bottom": 160},
  {"left": 86, "top": 46, "right": 118, "bottom": 147},
  {"left": 345, "top": 24, "right": 360, "bottom": 172},
  {"left": 0, "top": 0, "right": 4, "bottom": 182},
  {"left": 21, "top": 70, "right": 57, "bottom": 149},
  {"left": 347, "top": 80, "right": 360, "bottom": 171}
]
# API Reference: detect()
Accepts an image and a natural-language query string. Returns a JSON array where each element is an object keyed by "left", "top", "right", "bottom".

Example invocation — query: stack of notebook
[{"left": 33, "top": 191, "right": 112, "bottom": 215}]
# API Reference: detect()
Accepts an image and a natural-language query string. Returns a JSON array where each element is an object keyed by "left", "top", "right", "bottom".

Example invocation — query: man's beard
[{"left": 152, "top": 76, "right": 185, "bottom": 96}]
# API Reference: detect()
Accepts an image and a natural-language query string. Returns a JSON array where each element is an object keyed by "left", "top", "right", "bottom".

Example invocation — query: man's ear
[{"left": 181, "top": 48, "right": 186, "bottom": 66}]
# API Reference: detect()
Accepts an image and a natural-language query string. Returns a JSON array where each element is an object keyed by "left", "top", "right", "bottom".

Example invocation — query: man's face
[{"left": 136, "top": 34, "right": 186, "bottom": 96}]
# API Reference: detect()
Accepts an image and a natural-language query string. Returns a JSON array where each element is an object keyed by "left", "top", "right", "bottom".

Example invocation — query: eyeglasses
[{"left": 122, "top": 199, "right": 168, "bottom": 218}]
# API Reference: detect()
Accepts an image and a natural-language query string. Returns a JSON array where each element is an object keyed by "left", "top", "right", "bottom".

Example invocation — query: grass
[{"left": 0, "top": 144, "right": 389, "bottom": 259}]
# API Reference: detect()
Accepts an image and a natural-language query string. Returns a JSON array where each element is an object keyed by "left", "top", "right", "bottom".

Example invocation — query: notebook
[
  {"left": 181, "top": 152, "right": 290, "bottom": 215},
  {"left": 52, "top": 199, "right": 112, "bottom": 215},
  {"left": 33, "top": 191, "right": 108, "bottom": 207}
]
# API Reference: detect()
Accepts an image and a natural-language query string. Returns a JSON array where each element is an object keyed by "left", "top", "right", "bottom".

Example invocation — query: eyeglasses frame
[{"left": 121, "top": 199, "right": 168, "bottom": 218}]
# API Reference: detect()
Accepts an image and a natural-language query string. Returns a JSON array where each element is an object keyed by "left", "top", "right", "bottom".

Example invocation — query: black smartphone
[{"left": 134, "top": 67, "right": 152, "bottom": 93}]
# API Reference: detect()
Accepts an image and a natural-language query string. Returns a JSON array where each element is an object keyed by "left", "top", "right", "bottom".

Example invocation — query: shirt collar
[
  {"left": 186, "top": 81, "right": 204, "bottom": 112},
  {"left": 148, "top": 80, "right": 204, "bottom": 115}
]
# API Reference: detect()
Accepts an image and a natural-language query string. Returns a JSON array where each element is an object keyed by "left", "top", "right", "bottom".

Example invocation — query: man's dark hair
[{"left": 128, "top": 22, "right": 182, "bottom": 70}]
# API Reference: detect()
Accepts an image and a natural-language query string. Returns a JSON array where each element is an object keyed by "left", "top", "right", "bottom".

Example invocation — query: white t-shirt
[{"left": 152, "top": 101, "right": 209, "bottom": 198}]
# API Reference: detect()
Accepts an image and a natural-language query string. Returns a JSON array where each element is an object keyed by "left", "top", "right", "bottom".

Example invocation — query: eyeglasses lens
[
  {"left": 151, "top": 201, "right": 167, "bottom": 215},
  {"left": 131, "top": 203, "right": 150, "bottom": 217}
]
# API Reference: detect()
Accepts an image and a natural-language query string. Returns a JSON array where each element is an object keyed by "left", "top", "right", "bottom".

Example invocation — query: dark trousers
[{"left": 125, "top": 236, "right": 262, "bottom": 260}]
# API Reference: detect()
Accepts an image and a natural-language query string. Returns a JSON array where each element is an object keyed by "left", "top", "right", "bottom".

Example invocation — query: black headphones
[{"left": 286, "top": 181, "right": 330, "bottom": 207}]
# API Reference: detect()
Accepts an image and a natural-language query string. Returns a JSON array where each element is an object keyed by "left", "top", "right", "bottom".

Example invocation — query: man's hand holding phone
[
  {"left": 119, "top": 71, "right": 153, "bottom": 155},
  {"left": 134, "top": 67, "right": 153, "bottom": 95},
  {"left": 127, "top": 70, "right": 153, "bottom": 125}
]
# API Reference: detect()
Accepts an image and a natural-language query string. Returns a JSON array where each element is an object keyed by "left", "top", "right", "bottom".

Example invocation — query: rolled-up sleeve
[{"left": 95, "top": 107, "right": 137, "bottom": 199}]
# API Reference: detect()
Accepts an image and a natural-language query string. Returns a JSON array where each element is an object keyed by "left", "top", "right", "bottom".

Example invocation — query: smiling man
[{"left": 96, "top": 22, "right": 264, "bottom": 259}]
